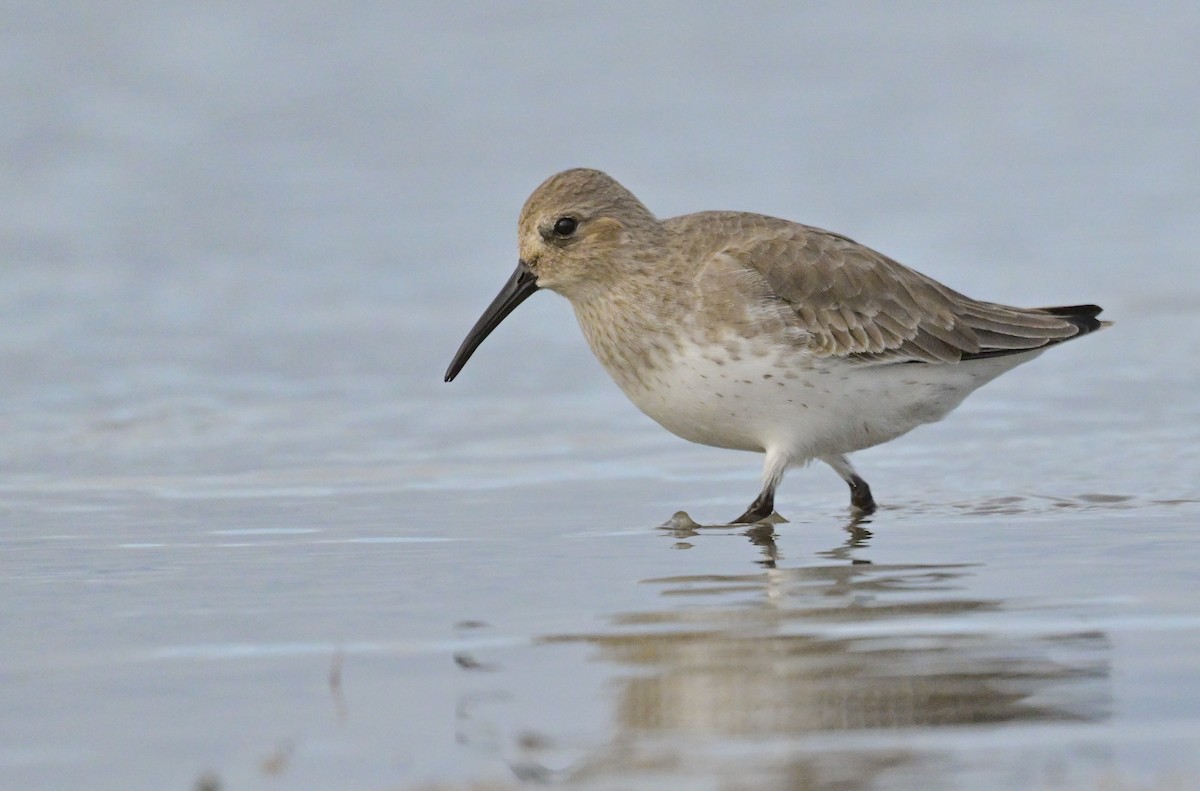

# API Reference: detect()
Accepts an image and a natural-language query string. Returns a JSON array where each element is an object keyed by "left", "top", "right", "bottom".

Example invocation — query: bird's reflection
[
  {"left": 659, "top": 509, "right": 874, "bottom": 568},
  {"left": 504, "top": 513, "right": 1112, "bottom": 788}
]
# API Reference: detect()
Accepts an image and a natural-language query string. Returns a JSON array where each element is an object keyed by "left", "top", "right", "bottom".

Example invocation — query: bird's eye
[{"left": 553, "top": 217, "right": 577, "bottom": 237}]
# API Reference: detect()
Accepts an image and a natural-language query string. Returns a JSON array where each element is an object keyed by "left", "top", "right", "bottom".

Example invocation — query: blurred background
[
  {"left": 3, "top": 2, "right": 1197, "bottom": 484},
  {"left": 3, "top": 3, "right": 1198, "bottom": 790}
]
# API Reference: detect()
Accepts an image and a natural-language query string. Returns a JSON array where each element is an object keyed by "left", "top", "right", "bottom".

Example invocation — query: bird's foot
[
  {"left": 848, "top": 475, "right": 877, "bottom": 515},
  {"left": 729, "top": 507, "right": 787, "bottom": 525}
]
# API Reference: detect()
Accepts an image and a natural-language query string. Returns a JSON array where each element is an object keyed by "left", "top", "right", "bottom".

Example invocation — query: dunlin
[{"left": 445, "top": 169, "right": 1107, "bottom": 523}]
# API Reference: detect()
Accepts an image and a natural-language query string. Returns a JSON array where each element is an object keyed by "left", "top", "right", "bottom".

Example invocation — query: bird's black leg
[
  {"left": 731, "top": 487, "right": 775, "bottom": 524},
  {"left": 847, "top": 473, "right": 876, "bottom": 514},
  {"left": 822, "top": 454, "right": 877, "bottom": 515}
]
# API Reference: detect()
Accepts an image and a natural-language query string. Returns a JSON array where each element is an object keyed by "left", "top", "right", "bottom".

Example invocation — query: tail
[
  {"left": 1034, "top": 303, "right": 1110, "bottom": 335},
  {"left": 958, "top": 303, "right": 1110, "bottom": 362}
]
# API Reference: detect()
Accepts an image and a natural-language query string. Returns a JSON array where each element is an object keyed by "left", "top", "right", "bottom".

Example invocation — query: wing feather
[{"left": 704, "top": 215, "right": 1101, "bottom": 364}]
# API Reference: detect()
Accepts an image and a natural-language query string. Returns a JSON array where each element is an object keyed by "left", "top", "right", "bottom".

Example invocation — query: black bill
[{"left": 444, "top": 261, "right": 540, "bottom": 382}]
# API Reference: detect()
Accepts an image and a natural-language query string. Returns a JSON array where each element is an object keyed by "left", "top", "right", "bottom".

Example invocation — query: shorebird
[{"left": 445, "top": 169, "right": 1107, "bottom": 523}]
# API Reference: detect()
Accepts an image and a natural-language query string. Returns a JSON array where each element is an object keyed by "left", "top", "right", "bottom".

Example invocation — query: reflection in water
[
  {"left": 660, "top": 509, "right": 876, "bottom": 568},
  {"left": 518, "top": 525, "right": 1110, "bottom": 789}
]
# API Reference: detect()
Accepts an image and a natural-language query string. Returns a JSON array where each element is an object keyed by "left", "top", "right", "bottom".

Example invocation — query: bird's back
[{"left": 663, "top": 210, "right": 1108, "bottom": 366}]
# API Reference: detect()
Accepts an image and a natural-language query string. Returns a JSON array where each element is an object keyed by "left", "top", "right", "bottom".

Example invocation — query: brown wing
[{"left": 716, "top": 218, "right": 1102, "bottom": 364}]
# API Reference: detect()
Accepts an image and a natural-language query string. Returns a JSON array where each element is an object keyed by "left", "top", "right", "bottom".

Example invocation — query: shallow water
[{"left": 3, "top": 4, "right": 1200, "bottom": 790}]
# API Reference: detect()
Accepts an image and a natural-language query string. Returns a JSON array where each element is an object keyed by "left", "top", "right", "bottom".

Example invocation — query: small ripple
[{"left": 209, "top": 528, "right": 321, "bottom": 536}]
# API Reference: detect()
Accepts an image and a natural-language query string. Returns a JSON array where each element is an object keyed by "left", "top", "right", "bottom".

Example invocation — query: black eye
[{"left": 553, "top": 217, "right": 577, "bottom": 237}]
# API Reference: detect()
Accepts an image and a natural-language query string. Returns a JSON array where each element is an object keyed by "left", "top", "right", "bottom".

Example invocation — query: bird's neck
[{"left": 570, "top": 273, "right": 692, "bottom": 393}]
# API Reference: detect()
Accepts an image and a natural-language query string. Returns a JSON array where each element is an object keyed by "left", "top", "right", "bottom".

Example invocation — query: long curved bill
[{"left": 444, "top": 261, "right": 540, "bottom": 382}]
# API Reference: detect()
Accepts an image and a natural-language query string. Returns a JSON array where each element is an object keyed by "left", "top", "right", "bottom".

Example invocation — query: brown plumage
[
  {"left": 446, "top": 168, "right": 1109, "bottom": 523},
  {"left": 666, "top": 211, "right": 1106, "bottom": 364}
]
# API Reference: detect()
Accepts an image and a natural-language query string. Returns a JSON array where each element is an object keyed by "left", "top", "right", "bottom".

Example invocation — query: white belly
[{"left": 611, "top": 337, "right": 1039, "bottom": 461}]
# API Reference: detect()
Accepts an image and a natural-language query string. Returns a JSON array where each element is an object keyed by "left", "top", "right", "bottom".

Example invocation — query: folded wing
[{"left": 722, "top": 221, "right": 1105, "bottom": 364}]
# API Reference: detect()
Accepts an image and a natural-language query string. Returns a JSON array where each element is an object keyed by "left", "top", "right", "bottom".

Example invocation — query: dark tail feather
[
  {"left": 957, "top": 304, "right": 1109, "bottom": 362},
  {"left": 1037, "top": 303, "right": 1103, "bottom": 318},
  {"left": 1033, "top": 303, "right": 1109, "bottom": 335}
]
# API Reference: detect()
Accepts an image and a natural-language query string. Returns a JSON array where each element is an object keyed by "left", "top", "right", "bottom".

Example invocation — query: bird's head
[{"left": 445, "top": 168, "right": 659, "bottom": 381}]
